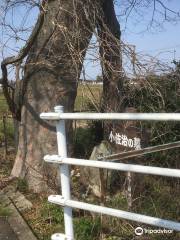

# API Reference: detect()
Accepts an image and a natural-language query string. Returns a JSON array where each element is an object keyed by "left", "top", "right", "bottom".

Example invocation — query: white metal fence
[{"left": 40, "top": 106, "right": 180, "bottom": 240}]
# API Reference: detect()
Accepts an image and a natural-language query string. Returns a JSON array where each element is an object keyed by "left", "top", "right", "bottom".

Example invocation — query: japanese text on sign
[{"left": 109, "top": 131, "right": 141, "bottom": 150}]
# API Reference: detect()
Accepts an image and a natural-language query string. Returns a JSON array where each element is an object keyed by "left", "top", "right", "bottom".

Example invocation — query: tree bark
[
  {"left": 11, "top": 0, "right": 94, "bottom": 192},
  {"left": 90, "top": 0, "right": 124, "bottom": 198},
  {"left": 98, "top": 0, "right": 124, "bottom": 115}
]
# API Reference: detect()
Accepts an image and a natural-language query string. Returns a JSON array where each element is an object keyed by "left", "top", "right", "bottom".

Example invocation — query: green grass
[{"left": 74, "top": 217, "right": 101, "bottom": 240}]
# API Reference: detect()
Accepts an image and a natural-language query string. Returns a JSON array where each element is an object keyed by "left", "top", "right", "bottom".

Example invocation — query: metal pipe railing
[
  {"left": 48, "top": 195, "right": 180, "bottom": 231},
  {"left": 40, "top": 106, "right": 180, "bottom": 240},
  {"left": 40, "top": 112, "right": 180, "bottom": 121},
  {"left": 54, "top": 106, "right": 74, "bottom": 240},
  {"left": 44, "top": 155, "right": 180, "bottom": 178}
]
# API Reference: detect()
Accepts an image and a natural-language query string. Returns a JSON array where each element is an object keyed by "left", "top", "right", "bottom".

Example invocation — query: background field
[
  {"left": 75, "top": 83, "right": 102, "bottom": 111},
  {"left": 0, "top": 83, "right": 102, "bottom": 148}
]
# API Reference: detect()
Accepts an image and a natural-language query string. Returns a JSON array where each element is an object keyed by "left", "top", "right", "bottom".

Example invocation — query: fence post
[{"left": 54, "top": 106, "right": 74, "bottom": 240}]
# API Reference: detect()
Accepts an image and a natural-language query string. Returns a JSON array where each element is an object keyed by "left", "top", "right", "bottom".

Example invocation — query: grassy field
[
  {"left": 0, "top": 84, "right": 102, "bottom": 113},
  {"left": 0, "top": 83, "right": 102, "bottom": 159},
  {"left": 75, "top": 83, "right": 102, "bottom": 111},
  {"left": 0, "top": 84, "right": 102, "bottom": 148}
]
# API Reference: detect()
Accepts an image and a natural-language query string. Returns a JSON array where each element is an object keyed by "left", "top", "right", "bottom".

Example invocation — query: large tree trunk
[
  {"left": 98, "top": 0, "right": 123, "bottom": 115},
  {"left": 11, "top": 0, "right": 95, "bottom": 192},
  {"left": 84, "top": 0, "right": 124, "bottom": 199}
]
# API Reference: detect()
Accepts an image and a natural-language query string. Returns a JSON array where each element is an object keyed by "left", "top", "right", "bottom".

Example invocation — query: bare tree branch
[{"left": 0, "top": 0, "right": 46, "bottom": 120}]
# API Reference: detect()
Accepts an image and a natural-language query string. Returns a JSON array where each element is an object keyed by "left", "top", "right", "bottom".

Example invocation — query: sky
[
  {"left": 120, "top": 1, "right": 180, "bottom": 66},
  {"left": 123, "top": 15, "right": 180, "bottom": 58},
  {"left": 0, "top": 0, "right": 180, "bottom": 80},
  {"left": 87, "top": 0, "right": 180, "bottom": 79}
]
